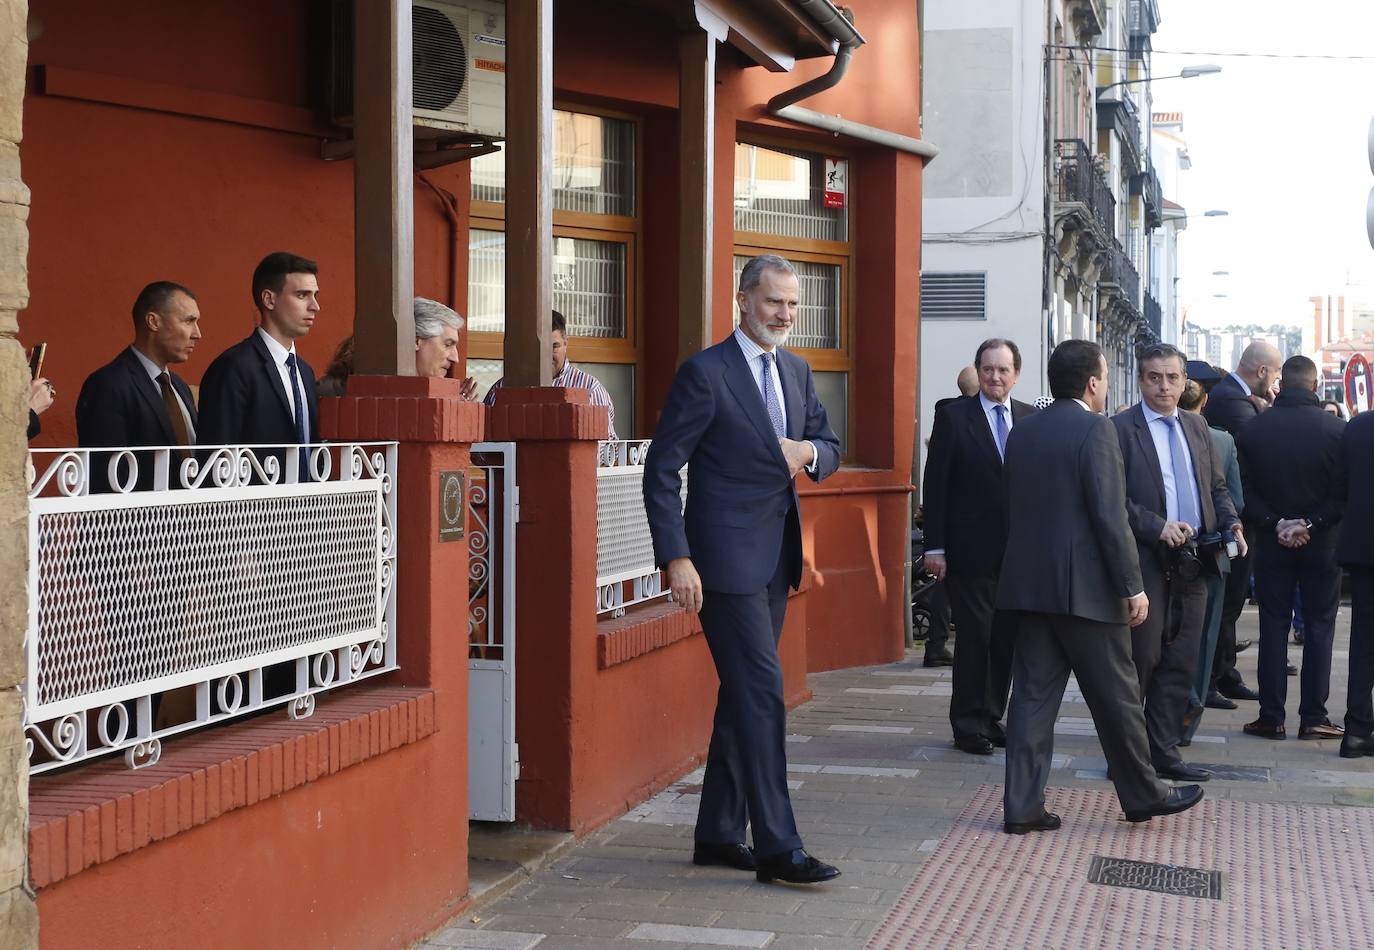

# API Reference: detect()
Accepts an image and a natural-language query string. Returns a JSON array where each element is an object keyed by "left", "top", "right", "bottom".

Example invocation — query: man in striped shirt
[{"left": 482, "top": 309, "right": 618, "bottom": 440}]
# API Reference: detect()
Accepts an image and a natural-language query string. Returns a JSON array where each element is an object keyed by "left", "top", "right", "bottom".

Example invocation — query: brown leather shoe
[
  {"left": 1299, "top": 720, "right": 1345, "bottom": 740},
  {"left": 1243, "top": 719, "right": 1286, "bottom": 740}
]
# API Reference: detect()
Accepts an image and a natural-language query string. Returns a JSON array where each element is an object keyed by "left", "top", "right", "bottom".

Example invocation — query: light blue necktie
[
  {"left": 760, "top": 353, "right": 786, "bottom": 438},
  {"left": 993, "top": 404, "right": 1009, "bottom": 461},
  {"left": 1163, "top": 415, "right": 1201, "bottom": 530}
]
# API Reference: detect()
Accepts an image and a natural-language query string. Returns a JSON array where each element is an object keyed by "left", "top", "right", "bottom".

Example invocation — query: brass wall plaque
[{"left": 439, "top": 470, "right": 466, "bottom": 543}]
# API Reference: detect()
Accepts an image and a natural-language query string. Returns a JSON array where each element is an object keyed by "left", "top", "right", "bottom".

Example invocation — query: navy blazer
[
  {"left": 643, "top": 335, "right": 841, "bottom": 595},
  {"left": 921, "top": 394, "right": 1036, "bottom": 575},
  {"left": 198, "top": 331, "right": 320, "bottom": 447},
  {"left": 1201, "top": 372, "right": 1260, "bottom": 436},
  {"left": 76, "top": 346, "right": 200, "bottom": 492},
  {"left": 1339, "top": 411, "right": 1374, "bottom": 568}
]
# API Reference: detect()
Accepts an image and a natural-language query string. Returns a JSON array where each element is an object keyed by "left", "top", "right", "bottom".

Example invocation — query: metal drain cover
[{"left": 1087, "top": 856, "right": 1222, "bottom": 899}]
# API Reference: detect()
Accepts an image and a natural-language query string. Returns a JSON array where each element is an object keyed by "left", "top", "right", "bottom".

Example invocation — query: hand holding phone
[{"left": 29, "top": 342, "right": 46, "bottom": 380}]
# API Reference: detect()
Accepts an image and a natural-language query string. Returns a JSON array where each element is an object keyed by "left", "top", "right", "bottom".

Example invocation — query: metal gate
[{"left": 467, "top": 441, "right": 518, "bottom": 821}]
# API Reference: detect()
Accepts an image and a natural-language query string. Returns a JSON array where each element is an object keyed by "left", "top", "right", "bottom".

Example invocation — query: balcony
[
  {"left": 1128, "top": 0, "right": 1160, "bottom": 59},
  {"left": 1054, "top": 139, "right": 1115, "bottom": 241},
  {"left": 1100, "top": 243, "right": 1141, "bottom": 313},
  {"left": 1132, "top": 168, "right": 1163, "bottom": 229},
  {"left": 1067, "top": 0, "right": 1106, "bottom": 40},
  {"left": 1144, "top": 291, "right": 1163, "bottom": 339},
  {"left": 1097, "top": 95, "right": 1143, "bottom": 174}
]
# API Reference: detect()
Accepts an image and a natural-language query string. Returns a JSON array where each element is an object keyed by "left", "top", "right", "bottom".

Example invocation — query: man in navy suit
[
  {"left": 644, "top": 254, "right": 841, "bottom": 885},
  {"left": 199, "top": 252, "right": 321, "bottom": 481},
  {"left": 76, "top": 281, "right": 202, "bottom": 492}
]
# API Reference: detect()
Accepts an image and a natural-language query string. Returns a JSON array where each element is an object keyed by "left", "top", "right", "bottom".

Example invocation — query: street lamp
[
  {"left": 1203, "top": 209, "right": 1229, "bottom": 217},
  {"left": 1098, "top": 64, "right": 1222, "bottom": 95},
  {"left": 1212, "top": 270, "right": 1230, "bottom": 275}
]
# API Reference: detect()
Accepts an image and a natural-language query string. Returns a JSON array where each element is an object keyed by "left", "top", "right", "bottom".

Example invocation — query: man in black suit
[
  {"left": 922, "top": 340, "right": 1035, "bottom": 754},
  {"left": 1112, "top": 344, "right": 1243, "bottom": 781},
  {"left": 921, "top": 365, "right": 979, "bottom": 667},
  {"left": 644, "top": 254, "right": 842, "bottom": 885},
  {"left": 1340, "top": 409, "right": 1374, "bottom": 757},
  {"left": 1202, "top": 342, "right": 1282, "bottom": 708},
  {"left": 76, "top": 281, "right": 202, "bottom": 492},
  {"left": 199, "top": 252, "right": 321, "bottom": 481},
  {"left": 1234, "top": 356, "right": 1346, "bottom": 741},
  {"left": 998, "top": 339, "right": 1203, "bottom": 833}
]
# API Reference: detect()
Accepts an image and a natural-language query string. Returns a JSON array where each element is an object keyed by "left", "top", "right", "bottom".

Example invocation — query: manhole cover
[{"left": 1087, "top": 856, "right": 1222, "bottom": 900}]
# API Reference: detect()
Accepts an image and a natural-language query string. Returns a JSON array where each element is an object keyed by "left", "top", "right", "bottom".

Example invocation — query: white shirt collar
[
  {"left": 1230, "top": 372, "right": 1251, "bottom": 397},
  {"left": 256, "top": 326, "right": 296, "bottom": 365},
  {"left": 979, "top": 392, "right": 1010, "bottom": 414},
  {"left": 733, "top": 326, "right": 773, "bottom": 364},
  {"left": 1141, "top": 403, "right": 1177, "bottom": 425},
  {"left": 129, "top": 345, "right": 167, "bottom": 381}
]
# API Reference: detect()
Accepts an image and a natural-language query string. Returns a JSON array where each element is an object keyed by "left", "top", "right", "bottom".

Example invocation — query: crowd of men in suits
[{"left": 922, "top": 335, "right": 1374, "bottom": 834}]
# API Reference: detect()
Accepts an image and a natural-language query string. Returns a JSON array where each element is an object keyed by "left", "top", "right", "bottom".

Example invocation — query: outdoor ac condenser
[{"left": 329, "top": 0, "right": 506, "bottom": 140}]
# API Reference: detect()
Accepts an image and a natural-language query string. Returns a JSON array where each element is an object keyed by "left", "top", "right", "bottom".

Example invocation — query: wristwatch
[{"left": 1303, "top": 519, "right": 1314, "bottom": 530}]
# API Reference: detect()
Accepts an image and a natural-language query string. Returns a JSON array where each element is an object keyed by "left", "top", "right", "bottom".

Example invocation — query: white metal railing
[
  {"left": 24, "top": 442, "right": 397, "bottom": 773},
  {"left": 596, "top": 440, "right": 683, "bottom": 617}
]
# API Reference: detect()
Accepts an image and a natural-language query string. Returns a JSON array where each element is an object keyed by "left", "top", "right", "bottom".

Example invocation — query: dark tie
[
  {"left": 158, "top": 372, "right": 191, "bottom": 449},
  {"left": 285, "top": 353, "right": 310, "bottom": 481},
  {"left": 1162, "top": 415, "right": 1201, "bottom": 530},
  {"left": 993, "top": 404, "right": 1009, "bottom": 461},
  {"left": 760, "top": 352, "right": 785, "bottom": 438}
]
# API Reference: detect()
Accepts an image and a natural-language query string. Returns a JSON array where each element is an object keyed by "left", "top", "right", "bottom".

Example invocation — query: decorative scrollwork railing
[
  {"left": 24, "top": 442, "right": 398, "bottom": 774},
  {"left": 595, "top": 440, "right": 684, "bottom": 618}
]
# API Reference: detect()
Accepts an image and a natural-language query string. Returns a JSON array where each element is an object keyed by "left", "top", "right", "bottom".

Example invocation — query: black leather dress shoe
[
  {"left": 693, "top": 842, "right": 756, "bottom": 871},
  {"left": 1219, "top": 683, "right": 1260, "bottom": 702},
  {"left": 1243, "top": 718, "right": 1286, "bottom": 740},
  {"left": 923, "top": 648, "right": 954, "bottom": 668},
  {"left": 1298, "top": 720, "right": 1345, "bottom": 740},
  {"left": 1286, "top": 662, "right": 1298, "bottom": 676},
  {"left": 1004, "top": 811, "right": 1061, "bottom": 835},
  {"left": 755, "top": 849, "right": 841, "bottom": 884},
  {"left": 987, "top": 731, "right": 1007, "bottom": 749},
  {"left": 1205, "top": 691, "right": 1237, "bottom": 710},
  {"left": 1340, "top": 733, "right": 1374, "bottom": 758},
  {"left": 1123, "top": 784, "right": 1204, "bottom": 823},
  {"left": 954, "top": 735, "right": 994, "bottom": 755},
  {"left": 1235, "top": 638, "right": 1253, "bottom": 653},
  {"left": 1155, "top": 762, "right": 1211, "bottom": 782}
]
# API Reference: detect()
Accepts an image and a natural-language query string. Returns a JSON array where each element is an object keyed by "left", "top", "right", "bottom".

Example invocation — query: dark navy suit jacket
[
  {"left": 644, "top": 334, "right": 841, "bottom": 595},
  {"left": 198, "top": 331, "right": 320, "bottom": 446}
]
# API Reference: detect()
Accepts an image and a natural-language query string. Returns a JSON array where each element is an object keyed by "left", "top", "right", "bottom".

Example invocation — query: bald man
[{"left": 1201, "top": 341, "right": 1283, "bottom": 709}]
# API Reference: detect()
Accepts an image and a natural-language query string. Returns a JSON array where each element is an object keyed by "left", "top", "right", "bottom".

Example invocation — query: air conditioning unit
[{"left": 329, "top": 0, "right": 506, "bottom": 140}]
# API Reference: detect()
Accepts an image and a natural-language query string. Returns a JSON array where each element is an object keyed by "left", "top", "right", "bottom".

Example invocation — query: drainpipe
[{"left": 766, "top": 5, "right": 938, "bottom": 161}]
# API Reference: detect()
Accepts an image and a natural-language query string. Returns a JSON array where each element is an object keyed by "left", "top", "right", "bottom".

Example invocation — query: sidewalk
[{"left": 419, "top": 604, "right": 1374, "bottom": 950}]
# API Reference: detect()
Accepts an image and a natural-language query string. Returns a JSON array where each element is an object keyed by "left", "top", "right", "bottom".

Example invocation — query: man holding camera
[
  {"left": 1113, "top": 344, "right": 1244, "bottom": 780},
  {"left": 1234, "top": 356, "right": 1346, "bottom": 741}
]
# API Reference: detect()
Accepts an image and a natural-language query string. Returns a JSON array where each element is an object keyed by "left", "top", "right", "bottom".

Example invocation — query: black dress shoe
[
  {"left": 755, "top": 849, "right": 841, "bottom": 884},
  {"left": 1286, "top": 663, "right": 1298, "bottom": 676},
  {"left": 1340, "top": 733, "right": 1374, "bottom": 758},
  {"left": 1155, "top": 762, "right": 1211, "bottom": 782},
  {"left": 1235, "top": 638, "right": 1253, "bottom": 653},
  {"left": 954, "top": 735, "right": 994, "bottom": 755},
  {"left": 987, "top": 731, "right": 1007, "bottom": 749},
  {"left": 1123, "top": 784, "right": 1205, "bottom": 823},
  {"left": 1243, "top": 718, "right": 1286, "bottom": 740},
  {"left": 923, "top": 647, "right": 954, "bottom": 667},
  {"left": 1298, "top": 720, "right": 1345, "bottom": 740},
  {"left": 1219, "top": 683, "right": 1260, "bottom": 702},
  {"left": 1204, "top": 691, "right": 1237, "bottom": 711},
  {"left": 1004, "top": 811, "right": 1061, "bottom": 835},
  {"left": 693, "top": 842, "right": 756, "bottom": 871}
]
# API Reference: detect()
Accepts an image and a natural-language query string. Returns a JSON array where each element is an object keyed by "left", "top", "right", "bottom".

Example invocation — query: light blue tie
[
  {"left": 1163, "top": 415, "right": 1201, "bottom": 530},
  {"left": 760, "top": 353, "right": 786, "bottom": 438},
  {"left": 993, "top": 404, "right": 1009, "bottom": 461}
]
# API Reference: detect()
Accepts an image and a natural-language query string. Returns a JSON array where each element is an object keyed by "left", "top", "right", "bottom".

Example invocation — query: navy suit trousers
[
  {"left": 694, "top": 544, "right": 802, "bottom": 858},
  {"left": 1253, "top": 535, "right": 1341, "bottom": 727}
]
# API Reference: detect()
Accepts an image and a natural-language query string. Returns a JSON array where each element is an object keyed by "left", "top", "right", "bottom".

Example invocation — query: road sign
[{"left": 1346, "top": 352, "right": 1373, "bottom": 415}]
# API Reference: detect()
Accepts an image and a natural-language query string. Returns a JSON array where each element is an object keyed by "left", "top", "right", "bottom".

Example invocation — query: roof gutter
[{"left": 765, "top": 3, "right": 938, "bottom": 161}]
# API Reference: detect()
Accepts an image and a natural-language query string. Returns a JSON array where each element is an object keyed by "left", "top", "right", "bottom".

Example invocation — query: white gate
[{"left": 467, "top": 441, "right": 518, "bottom": 821}]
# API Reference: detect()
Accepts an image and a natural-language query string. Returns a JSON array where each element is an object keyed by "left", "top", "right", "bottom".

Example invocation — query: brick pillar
[
  {"left": 320, "top": 375, "right": 483, "bottom": 893},
  {"left": 0, "top": 1, "right": 36, "bottom": 945},
  {"left": 487, "top": 387, "right": 607, "bottom": 829}
]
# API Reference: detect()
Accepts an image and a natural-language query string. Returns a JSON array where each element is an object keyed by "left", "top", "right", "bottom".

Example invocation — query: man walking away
[
  {"left": 998, "top": 339, "right": 1202, "bottom": 833},
  {"left": 1234, "top": 356, "right": 1345, "bottom": 741}
]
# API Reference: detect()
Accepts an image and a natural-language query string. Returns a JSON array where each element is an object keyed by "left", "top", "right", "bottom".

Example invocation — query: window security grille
[{"left": 920, "top": 272, "right": 988, "bottom": 321}]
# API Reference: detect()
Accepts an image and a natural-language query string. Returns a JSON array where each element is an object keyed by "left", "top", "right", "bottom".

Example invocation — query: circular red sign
[{"left": 1346, "top": 353, "right": 1373, "bottom": 414}]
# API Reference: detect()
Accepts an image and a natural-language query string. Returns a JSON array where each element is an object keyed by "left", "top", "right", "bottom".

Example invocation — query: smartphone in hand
[{"left": 28, "top": 342, "right": 46, "bottom": 379}]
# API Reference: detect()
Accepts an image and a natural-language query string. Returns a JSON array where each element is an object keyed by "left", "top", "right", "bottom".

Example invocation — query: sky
[{"left": 1147, "top": 0, "right": 1374, "bottom": 331}]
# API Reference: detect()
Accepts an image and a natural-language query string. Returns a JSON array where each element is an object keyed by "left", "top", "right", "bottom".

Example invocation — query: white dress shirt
[
  {"left": 732, "top": 327, "right": 818, "bottom": 473},
  {"left": 256, "top": 327, "right": 310, "bottom": 436},
  {"left": 1141, "top": 403, "right": 1201, "bottom": 529},
  {"left": 130, "top": 346, "right": 196, "bottom": 442}
]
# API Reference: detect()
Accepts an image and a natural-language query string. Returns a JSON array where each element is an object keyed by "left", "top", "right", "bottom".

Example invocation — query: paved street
[{"left": 420, "top": 604, "right": 1374, "bottom": 950}]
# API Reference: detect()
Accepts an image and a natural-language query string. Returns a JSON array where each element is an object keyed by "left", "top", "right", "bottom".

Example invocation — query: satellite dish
[{"left": 413, "top": 5, "right": 467, "bottom": 112}]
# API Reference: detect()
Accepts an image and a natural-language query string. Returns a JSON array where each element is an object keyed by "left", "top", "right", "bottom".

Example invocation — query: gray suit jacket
[
  {"left": 1111, "top": 404, "right": 1239, "bottom": 577},
  {"left": 996, "top": 399, "right": 1143, "bottom": 624}
]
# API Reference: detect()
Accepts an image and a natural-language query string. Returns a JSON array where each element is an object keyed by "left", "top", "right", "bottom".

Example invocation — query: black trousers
[
  {"left": 694, "top": 550, "right": 802, "bottom": 858},
  {"left": 1004, "top": 612, "right": 1166, "bottom": 822},
  {"left": 1210, "top": 528, "right": 1252, "bottom": 693},
  {"left": 945, "top": 570, "right": 1015, "bottom": 742},
  {"left": 1129, "top": 566, "right": 1208, "bottom": 769},
  {"left": 1346, "top": 567, "right": 1374, "bottom": 737},
  {"left": 1253, "top": 534, "right": 1341, "bottom": 727},
  {"left": 925, "top": 580, "right": 951, "bottom": 656}
]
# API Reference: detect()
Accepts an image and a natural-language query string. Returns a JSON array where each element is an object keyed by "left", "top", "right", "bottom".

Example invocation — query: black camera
[{"left": 1169, "top": 532, "right": 1228, "bottom": 581}]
